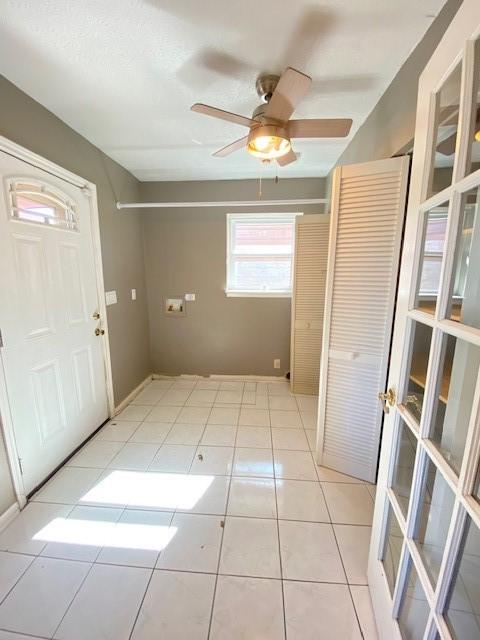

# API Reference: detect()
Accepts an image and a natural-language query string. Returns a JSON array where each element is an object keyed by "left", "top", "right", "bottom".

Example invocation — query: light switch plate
[
  {"left": 105, "top": 290, "right": 117, "bottom": 306},
  {"left": 131, "top": 288, "right": 137, "bottom": 301},
  {"left": 185, "top": 293, "right": 196, "bottom": 301}
]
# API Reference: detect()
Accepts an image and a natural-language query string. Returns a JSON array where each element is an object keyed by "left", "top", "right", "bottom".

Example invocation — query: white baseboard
[
  {"left": 113, "top": 375, "right": 153, "bottom": 415},
  {"left": 152, "top": 373, "right": 286, "bottom": 382},
  {"left": 0, "top": 502, "right": 20, "bottom": 533}
]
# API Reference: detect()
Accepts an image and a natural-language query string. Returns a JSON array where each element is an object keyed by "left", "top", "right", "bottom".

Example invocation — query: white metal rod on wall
[{"left": 116, "top": 198, "right": 328, "bottom": 210}]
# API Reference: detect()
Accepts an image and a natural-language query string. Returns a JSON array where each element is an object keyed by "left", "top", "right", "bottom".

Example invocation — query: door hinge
[
  {"left": 18, "top": 457, "right": 23, "bottom": 475},
  {"left": 0, "top": 329, "right": 3, "bottom": 348}
]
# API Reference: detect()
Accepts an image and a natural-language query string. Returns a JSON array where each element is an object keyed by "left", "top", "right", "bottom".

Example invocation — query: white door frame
[
  {"left": 0, "top": 135, "right": 114, "bottom": 508},
  {"left": 369, "top": 3, "right": 480, "bottom": 638}
]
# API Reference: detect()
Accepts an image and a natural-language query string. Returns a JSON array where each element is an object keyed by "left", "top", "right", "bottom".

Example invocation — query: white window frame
[{"left": 225, "top": 212, "right": 301, "bottom": 298}]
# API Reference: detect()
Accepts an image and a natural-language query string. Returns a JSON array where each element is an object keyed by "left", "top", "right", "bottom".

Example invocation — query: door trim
[{"left": 0, "top": 135, "right": 114, "bottom": 508}]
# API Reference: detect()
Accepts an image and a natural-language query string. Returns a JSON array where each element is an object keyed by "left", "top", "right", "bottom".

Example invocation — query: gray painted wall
[
  {"left": 0, "top": 75, "right": 151, "bottom": 513},
  {"left": 141, "top": 178, "right": 326, "bottom": 377},
  {"left": 330, "top": 0, "right": 461, "bottom": 171}
]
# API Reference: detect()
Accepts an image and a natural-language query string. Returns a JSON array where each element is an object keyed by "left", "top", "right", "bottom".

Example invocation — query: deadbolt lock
[
  {"left": 92, "top": 312, "right": 101, "bottom": 320},
  {"left": 378, "top": 388, "right": 396, "bottom": 414},
  {"left": 95, "top": 328, "right": 105, "bottom": 336}
]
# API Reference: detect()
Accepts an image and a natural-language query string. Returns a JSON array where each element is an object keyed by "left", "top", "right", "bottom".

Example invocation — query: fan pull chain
[{"left": 258, "top": 175, "right": 262, "bottom": 199}]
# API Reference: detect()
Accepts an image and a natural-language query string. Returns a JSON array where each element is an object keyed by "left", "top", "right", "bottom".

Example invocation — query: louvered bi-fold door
[
  {"left": 317, "top": 156, "right": 410, "bottom": 482},
  {"left": 290, "top": 214, "right": 330, "bottom": 395}
]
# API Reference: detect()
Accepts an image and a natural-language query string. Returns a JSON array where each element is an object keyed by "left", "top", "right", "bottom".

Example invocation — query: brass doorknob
[
  {"left": 95, "top": 328, "right": 105, "bottom": 336},
  {"left": 378, "top": 388, "right": 396, "bottom": 413}
]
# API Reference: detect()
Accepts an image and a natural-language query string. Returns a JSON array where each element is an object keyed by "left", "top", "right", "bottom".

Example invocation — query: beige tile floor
[{"left": 0, "top": 378, "right": 378, "bottom": 639}]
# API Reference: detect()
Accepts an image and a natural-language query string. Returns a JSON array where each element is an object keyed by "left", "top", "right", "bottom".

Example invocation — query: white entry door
[
  {"left": 0, "top": 151, "right": 109, "bottom": 495},
  {"left": 369, "top": 2, "right": 480, "bottom": 639}
]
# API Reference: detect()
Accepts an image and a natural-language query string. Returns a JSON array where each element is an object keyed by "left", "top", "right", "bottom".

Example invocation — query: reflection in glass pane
[
  {"left": 445, "top": 515, "right": 480, "bottom": 640},
  {"left": 391, "top": 419, "right": 417, "bottom": 517},
  {"left": 398, "top": 554, "right": 430, "bottom": 640},
  {"left": 430, "top": 63, "right": 462, "bottom": 197},
  {"left": 415, "top": 458, "right": 455, "bottom": 587},
  {"left": 403, "top": 321, "right": 433, "bottom": 422},
  {"left": 475, "top": 465, "right": 480, "bottom": 504},
  {"left": 466, "top": 38, "right": 480, "bottom": 176},
  {"left": 449, "top": 186, "right": 480, "bottom": 329},
  {"left": 382, "top": 503, "right": 403, "bottom": 597},
  {"left": 429, "top": 333, "right": 480, "bottom": 475},
  {"left": 415, "top": 205, "right": 448, "bottom": 315}
]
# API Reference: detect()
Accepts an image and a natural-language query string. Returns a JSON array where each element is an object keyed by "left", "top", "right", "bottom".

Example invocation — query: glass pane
[
  {"left": 382, "top": 502, "right": 404, "bottom": 597},
  {"left": 475, "top": 465, "right": 480, "bottom": 504},
  {"left": 449, "top": 186, "right": 480, "bottom": 329},
  {"left": 430, "top": 63, "right": 462, "bottom": 197},
  {"left": 445, "top": 515, "right": 480, "bottom": 640},
  {"left": 403, "top": 321, "right": 433, "bottom": 422},
  {"left": 429, "top": 333, "right": 480, "bottom": 475},
  {"left": 415, "top": 204, "right": 448, "bottom": 314},
  {"left": 398, "top": 554, "right": 430, "bottom": 640},
  {"left": 229, "top": 256, "right": 292, "bottom": 292},
  {"left": 231, "top": 218, "right": 294, "bottom": 255},
  {"left": 466, "top": 37, "right": 480, "bottom": 176},
  {"left": 8, "top": 180, "right": 78, "bottom": 231},
  {"left": 391, "top": 419, "right": 418, "bottom": 517},
  {"left": 415, "top": 458, "right": 455, "bottom": 587}
]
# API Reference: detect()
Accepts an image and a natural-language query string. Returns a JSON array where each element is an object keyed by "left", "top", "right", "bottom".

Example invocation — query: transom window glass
[
  {"left": 7, "top": 179, "right": 78, "bottom": 231},
  {"left": 226, "top": 213, "right": 298, "bottom": 296}
]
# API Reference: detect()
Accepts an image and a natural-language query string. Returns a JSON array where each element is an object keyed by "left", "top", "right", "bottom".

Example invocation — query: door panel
[
  {"left": 317, "top": 156, "right": 410, "bottom": 483},
  {"left": 0, "top": 152, "right": 108, "bottom": 494},
  {"left": 290, "top": 214, "right": 329, "bottom": 395}
]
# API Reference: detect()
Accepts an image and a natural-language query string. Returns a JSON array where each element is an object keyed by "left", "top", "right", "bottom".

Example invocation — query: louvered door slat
[
  {"left": 317, "top": 156, "right": 409, "bottom": 482},
  {"left": 290, "top": 215, "right": 330, "bottom": 395}
]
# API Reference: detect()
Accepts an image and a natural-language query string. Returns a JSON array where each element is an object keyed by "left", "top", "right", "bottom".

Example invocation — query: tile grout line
[
  {"left": 270, "top": 399, "right": 288, "bottom": 640},
  {"left": 129, "top": 381, "right": 213, "bottom": 640},
  {"left": 0, "top": 553, "right": 35, "bottom": 610},
  {"left": 317, "top": 474, "right": 366, "bottom": 639},
  {"left": 205, "top": 381, "right": 243, "bottom": 640},
  {"left": 1, "top": 381, "right": 375, "bottom": 639},
  {"left": 298, "top": 390, "right": 367, "bottom": 639}
]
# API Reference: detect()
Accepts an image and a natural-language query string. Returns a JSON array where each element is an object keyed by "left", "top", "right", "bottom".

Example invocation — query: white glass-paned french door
[{"left": 369, "top": 2, "right": 480, "bottom": 639}]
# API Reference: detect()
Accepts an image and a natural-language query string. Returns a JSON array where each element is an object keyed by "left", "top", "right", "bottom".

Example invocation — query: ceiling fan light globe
[{"left": 247, "top": 125, "right": 291, "bottom": 159}]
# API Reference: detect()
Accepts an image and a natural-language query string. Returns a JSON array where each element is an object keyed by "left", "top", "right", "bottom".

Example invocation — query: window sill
[{"left": 225, "top": 290, "right": 292, "bottom": 298}]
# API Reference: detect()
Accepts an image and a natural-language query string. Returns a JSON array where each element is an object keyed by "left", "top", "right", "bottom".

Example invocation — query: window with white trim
[
  {"left": 7, "top": 179, "right": 78, "bottom": 231},
  {"left": 226, "top": 213, "right": 299, "bottom": 296}
]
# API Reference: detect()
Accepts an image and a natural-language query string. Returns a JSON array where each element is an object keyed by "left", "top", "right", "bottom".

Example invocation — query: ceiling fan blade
[
  {"left": 277, "top": 149, "right": 298, "bottom": 166},
  {"left": 437, "top": 133, "right": 457, "bottom": 156},
  {"left": 212, "top": 136, "right": 249, "bottom": 157},
  {"left": 288, "top": 118, "right": 353, "bottom": 138},
  {"left": 191, "top": 103, "right": 256, "bottom": 128},
  {"left": 265, "top": 67, "right": 312, "bottom": 122}
]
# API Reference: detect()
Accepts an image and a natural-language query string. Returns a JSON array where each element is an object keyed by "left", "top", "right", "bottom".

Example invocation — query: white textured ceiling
[{"left": 0, "top": 0, "right": 446, "bottom": 181}]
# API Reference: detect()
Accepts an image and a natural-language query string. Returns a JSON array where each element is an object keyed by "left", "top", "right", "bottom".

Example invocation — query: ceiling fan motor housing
[{"left": 255, "top": 73, "right": 280, "bottom": 103}]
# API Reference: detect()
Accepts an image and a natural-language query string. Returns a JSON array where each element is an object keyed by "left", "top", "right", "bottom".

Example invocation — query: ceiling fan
[{"left": 191, "top": 67, "right": 353, "bottom": 166}]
